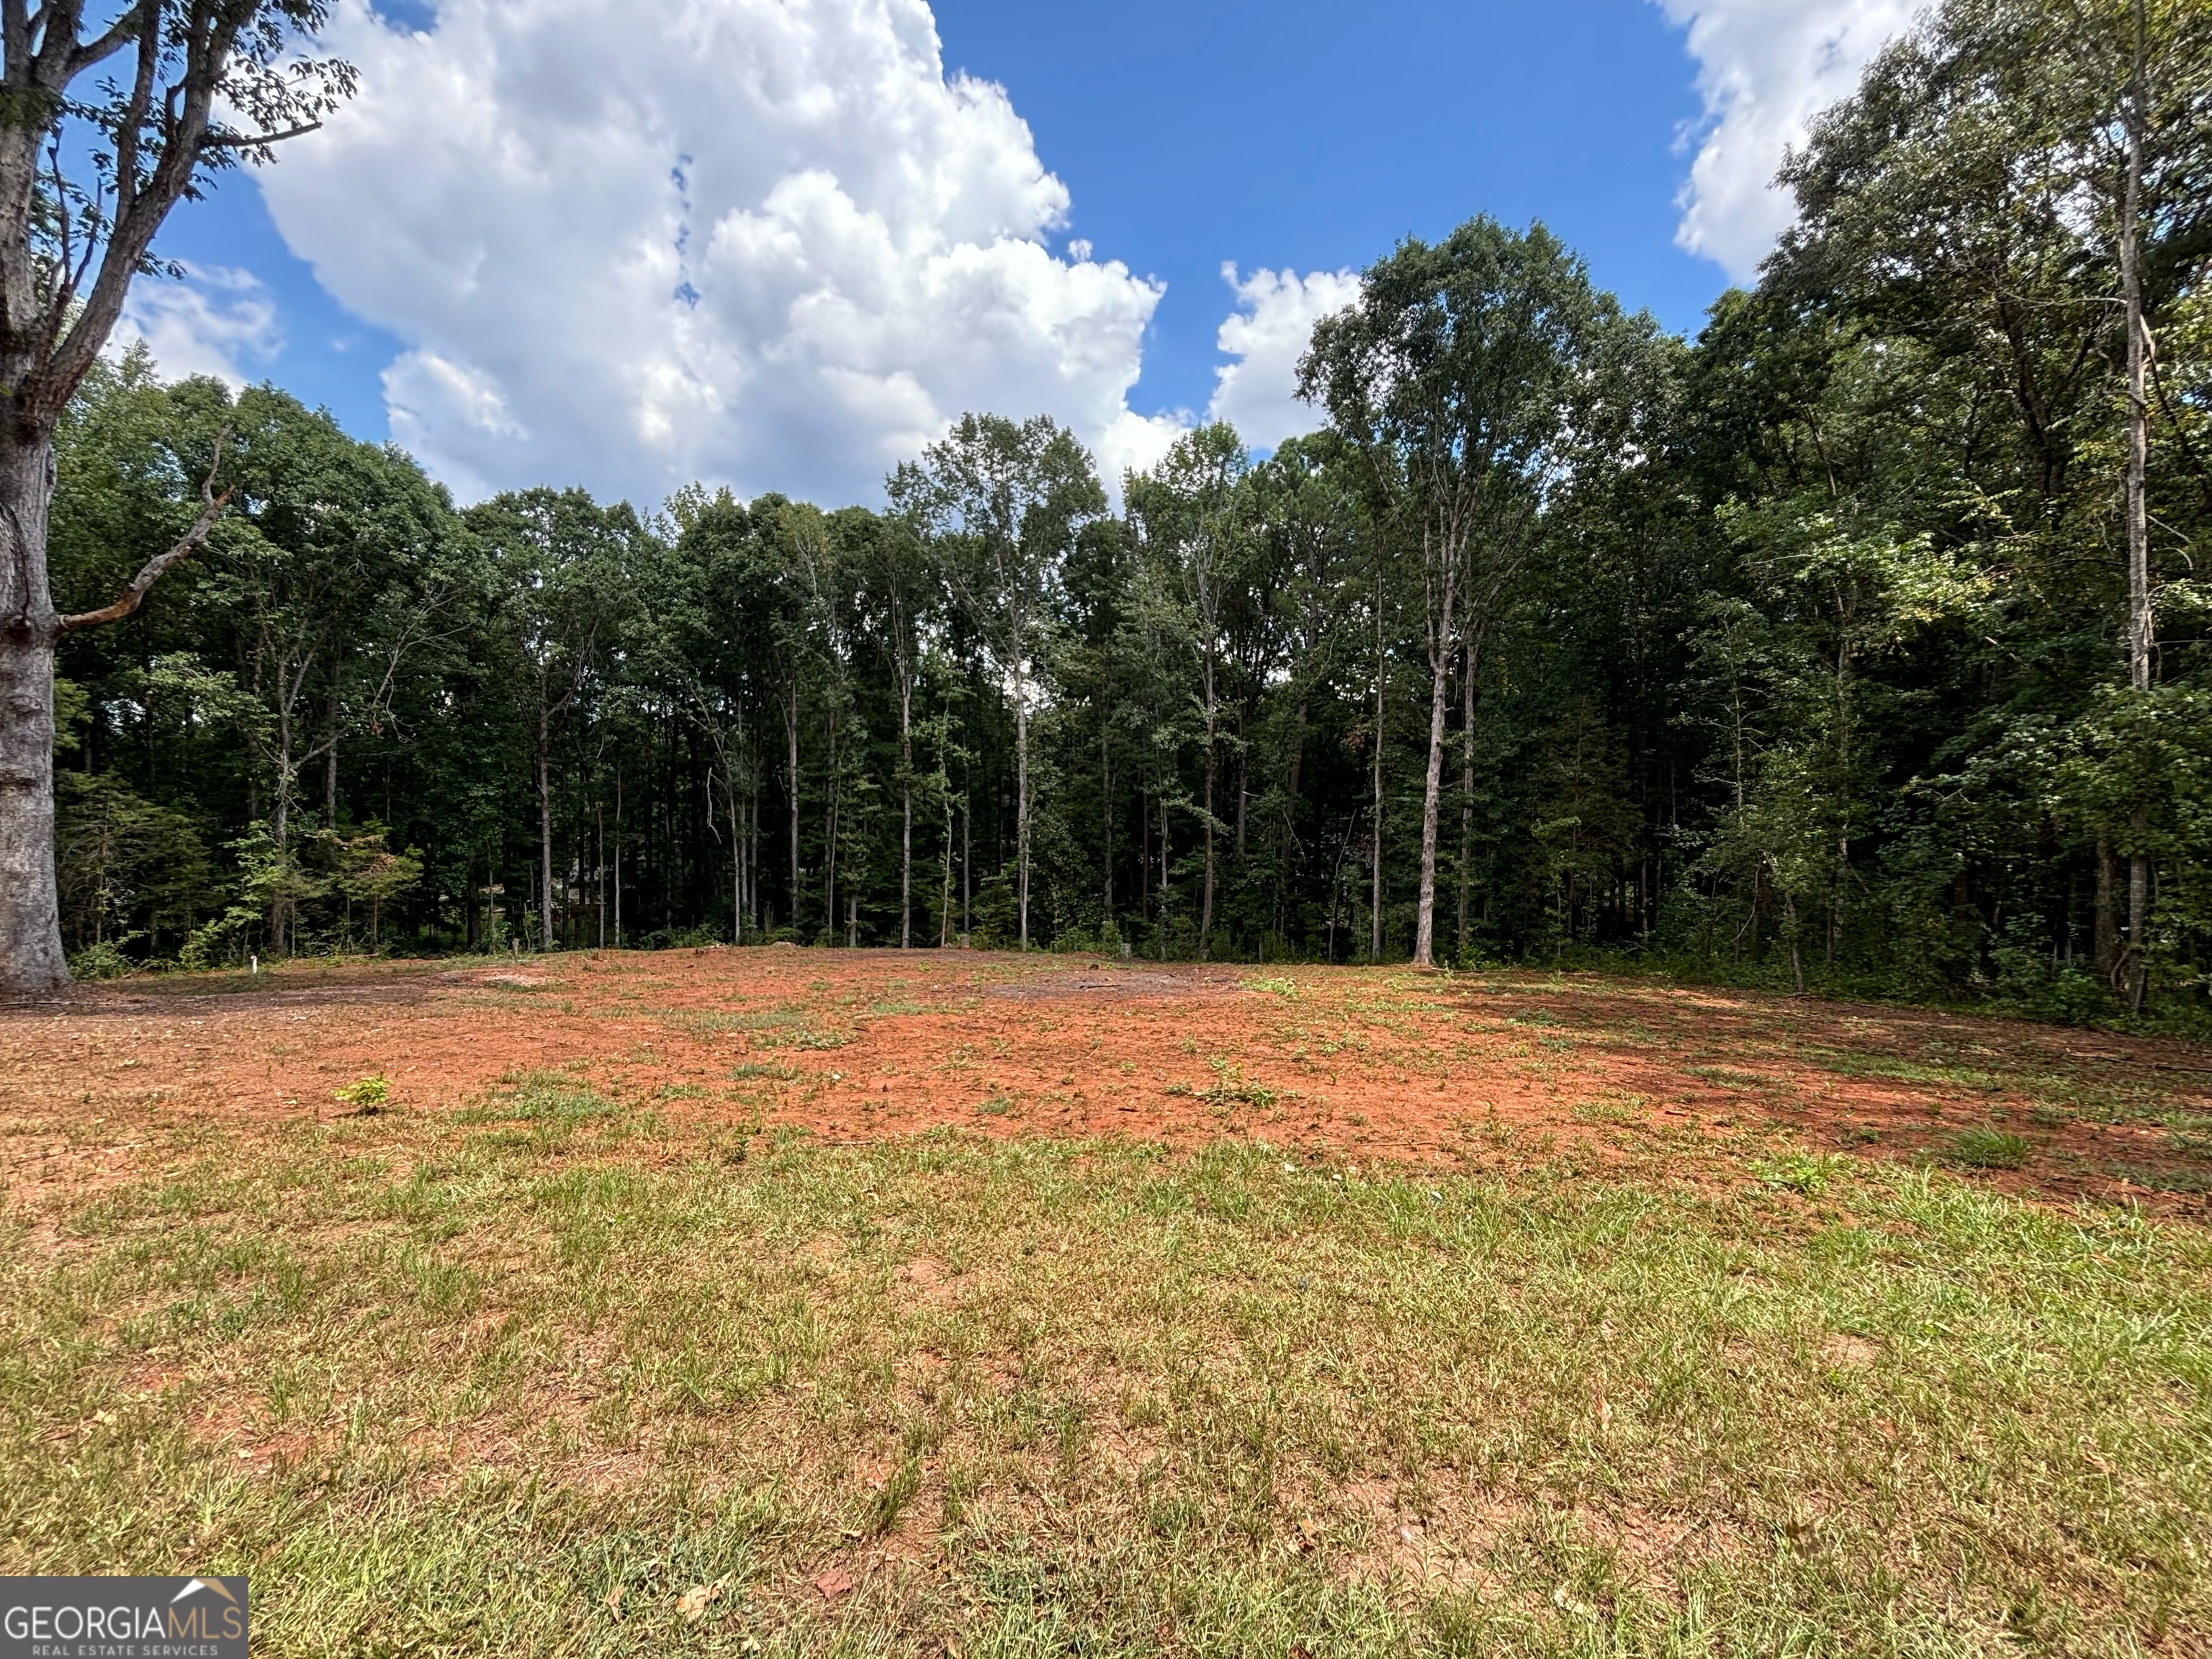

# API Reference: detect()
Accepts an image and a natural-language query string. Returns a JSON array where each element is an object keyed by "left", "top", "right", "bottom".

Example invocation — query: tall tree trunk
[
  {"left": 2120, "top": 0, "right": 2153, "bottom": 1014},
  {"left": 537, "top": 713, "right": 555, "bottom": 952},
  {"left": 734, "top": 765, "right": 752, "bottom": 946},
  {"left": 1236, "top": 714, "right": 1247, "bottom": 858},
  {"left": 900, "top": 678, "right": 912, "bottom": 948},
  {"left": 1159, "top": 789, "right": 1171, "bottom": 961},
  {"left": 1457, "top": 635, "right": 1477, "bottom": 956},
  {"left": 1201, "top": 670, "right": 1216, "bottom": 960},
  {"left": 941, "top": 787, "right": 955, "bottom": 946},
  {"left": 1412, "top": 570, "right": 1457, "bottom": 969},
  {"left": 323, "top": 690, "right": 340, "bottom": 827},
  {"left": 272, "top": 696, "right": 296, "bottom": 956},
  {"left": 1370, "top": 577, "right": 1385, "bottom": 963},
  {"left": 786, "top": 680, "right": 801, "bottom": 936},
  {"left": 1413, "top": 647, "right": 1449, "bottom": 970},
  {"left": 1101, "top": 726, "right": 1114, "bottom": 927},
  {"left": 0, "top": 431, "right": 65, "bottom": 992},
  {"left": 1016, "top": 691, "right": 1031, "bottom": 950},
  {"left": 1139, "top": 786, "right": 1150, "bottom": 923},
  {"left": 822, "top": 703, "right": 840, "bottom": 940},
  {"left": 1282, "top": 701, "right": 1307, "bottom": 939}
]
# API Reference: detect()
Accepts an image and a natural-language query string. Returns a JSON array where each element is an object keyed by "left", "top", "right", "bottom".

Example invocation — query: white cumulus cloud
[
  {"left": 111, "top": 263, "right": 280, "bottom": 389},
  {"left": 1205, "top": 264, "right": 1362, "bottom": 453},
  {"left": 1655, "top": 0, "right": 1917, "bottom": 282},
  {"left": 255, "top": 0, "right": 1171, "bottom": 506}
]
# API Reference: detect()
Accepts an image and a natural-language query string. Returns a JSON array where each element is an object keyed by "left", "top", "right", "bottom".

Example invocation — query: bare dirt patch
[
  {"left": 2, "top": 948, "right": 2205, "bottom": 1213},
  {"left": 985, "top": 966, "right": 1248, "bottom": 1000}
]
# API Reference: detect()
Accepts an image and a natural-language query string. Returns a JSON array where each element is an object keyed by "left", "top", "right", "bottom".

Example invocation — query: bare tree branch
[
  {"left": 56, "top": 433, "right": 230, "bottom": 633},
  {"left": 30, "top": 0, "right": 88, "bottom": 86},
  {"left": 199, "top": 119, "right": 323, "bottom": 152},
  {"left": 111, "top": 1, "right": 160, "bottom": 225},
  {"left": 67, "top": 2, "right": 144, "bottom": 77}
]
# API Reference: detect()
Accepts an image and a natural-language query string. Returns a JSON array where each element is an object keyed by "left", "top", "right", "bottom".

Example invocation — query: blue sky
[
  {"left": 122, "top": 0, "right": 1906, "bottom": 505},
  {"left": 927, "top": 0, "right": 1728, "bottom": 417}
]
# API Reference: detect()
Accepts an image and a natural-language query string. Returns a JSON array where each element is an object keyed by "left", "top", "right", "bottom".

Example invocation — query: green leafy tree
[
  {"left": 0, "top": 1, "right": 352, "bottom": 992},
  {"left": 891, "top": 414, "right": 1105, "bottom": 949},
  {"left": 1303, "top": 217, "right": 1622, "bottom": 967}
]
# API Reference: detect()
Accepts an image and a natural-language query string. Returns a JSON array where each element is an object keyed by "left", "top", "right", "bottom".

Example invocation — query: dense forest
[{"left": 43, "top": 0, "right": 2212, "bottom": 1024}]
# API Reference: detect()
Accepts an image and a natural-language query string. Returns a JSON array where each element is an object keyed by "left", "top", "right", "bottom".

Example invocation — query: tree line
[{"left": 37, "top": 0, "right": 2212, "bottom": 1022}]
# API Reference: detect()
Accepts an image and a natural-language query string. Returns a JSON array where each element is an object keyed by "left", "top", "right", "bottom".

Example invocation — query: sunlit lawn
[{"left": 1, "top": 1068, "right": 2206, "bottom": 1657}]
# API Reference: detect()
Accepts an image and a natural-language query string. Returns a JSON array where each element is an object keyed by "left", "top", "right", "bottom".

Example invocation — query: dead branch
[{"left": 56, "top": 432, "right": 231, "bottom": 634}]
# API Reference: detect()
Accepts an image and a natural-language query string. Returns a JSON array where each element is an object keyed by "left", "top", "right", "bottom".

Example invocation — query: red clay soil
[{"left": 3, "top": 948, "right": 2206, "bottom": 1212}]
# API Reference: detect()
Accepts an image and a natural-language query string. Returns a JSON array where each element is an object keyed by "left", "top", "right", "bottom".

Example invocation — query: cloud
[
  {"left": 255, "top": 0, "right": 1168, "bottom": 507},
  {"left": 1205, "top": 264, "right": 1362, "bottom": 453},
  {"left": 1092, "top": 408, "right": 1191, "bottom": 490},
  {"left": 110, "top": 263, "right": 280, "bottom": 389},
  {"left": 1655, "top": 0, "right": 1917, "bottom": 282}
]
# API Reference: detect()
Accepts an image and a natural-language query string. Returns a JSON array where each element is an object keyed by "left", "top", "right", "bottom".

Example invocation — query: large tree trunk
[{"left": 0, "top": 429, "right": 66, "bottom": 992}]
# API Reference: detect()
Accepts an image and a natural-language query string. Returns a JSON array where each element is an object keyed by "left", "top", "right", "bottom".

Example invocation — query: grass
[
  {"left": 1, "top": 1071, "right": 2206, "bottom": 1657},
  {"left": 1945, "top": 1128, "right": 2031, "bottom": 1171}
]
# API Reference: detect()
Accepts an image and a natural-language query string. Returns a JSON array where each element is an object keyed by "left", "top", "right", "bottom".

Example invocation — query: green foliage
[
  {"left": 333, "top": 1075, "right": 390, "bottom": 1110},
  {"left": 38, "top": 0, "right": 2212, "bottom": 1029},
  {"left": 65, "top": 940, "right": 137, "bottom": 981},
  {"left": 55, "top": 771, "right": 215, "bottom": 963}
]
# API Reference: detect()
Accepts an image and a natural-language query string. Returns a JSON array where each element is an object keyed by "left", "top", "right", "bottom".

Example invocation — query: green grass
[
  {"left": 1, "top": 1077, "right": 2206, "bottom": 1656},
  {"left": 1944, "top": 1127, "right": 2031, "bottom": 1171}
]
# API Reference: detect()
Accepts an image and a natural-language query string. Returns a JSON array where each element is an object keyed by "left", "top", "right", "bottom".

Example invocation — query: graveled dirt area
[{"left": 3, "top": 947, "right": 2206, "bottom": 1211}]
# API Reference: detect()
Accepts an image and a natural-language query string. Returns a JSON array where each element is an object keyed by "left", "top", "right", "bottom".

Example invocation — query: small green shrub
[
  {"left": 333, "top": 1074, "right": 390, "bottom": 1110},
  {"left": 68, "top": 940, "right": 137, "bottom": 981}
]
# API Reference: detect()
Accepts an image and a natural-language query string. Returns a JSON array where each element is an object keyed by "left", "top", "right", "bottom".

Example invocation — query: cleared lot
[{"left": 1, "top": 950, "right": 2206, "bottom": 1655}]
